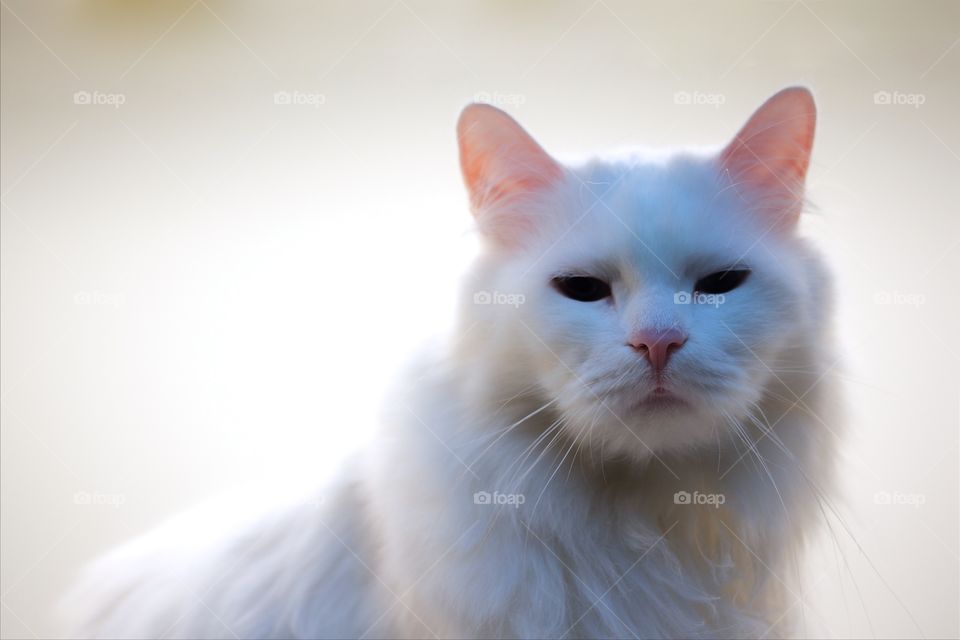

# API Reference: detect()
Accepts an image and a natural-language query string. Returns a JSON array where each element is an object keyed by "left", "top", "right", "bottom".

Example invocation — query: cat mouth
[{"left": 631, "top": 387, "right": 690, "bottom": 411}]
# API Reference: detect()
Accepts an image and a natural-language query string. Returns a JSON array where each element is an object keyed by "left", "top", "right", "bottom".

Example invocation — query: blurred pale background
[{"left": 1, "top": 1, "right": 958, "bottom": 637}]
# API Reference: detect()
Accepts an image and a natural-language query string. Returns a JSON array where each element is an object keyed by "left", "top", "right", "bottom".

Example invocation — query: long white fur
[{"left": 62, "top": 90, "right": 838, "bottom": 639}]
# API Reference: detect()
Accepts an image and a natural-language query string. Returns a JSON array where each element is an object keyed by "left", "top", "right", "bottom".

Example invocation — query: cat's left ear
[{"left": 719, "top": 87, "right": 816, "bottom": 227}]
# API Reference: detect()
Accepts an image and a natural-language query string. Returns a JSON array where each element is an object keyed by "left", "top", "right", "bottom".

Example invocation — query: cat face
[{"left": 457, "top": 89, "right": 824, "bottom": 458}]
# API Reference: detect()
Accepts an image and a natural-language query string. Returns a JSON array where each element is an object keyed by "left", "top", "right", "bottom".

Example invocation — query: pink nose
[{"left": 628, "top": 328, "right": 687, "bottom": 372}]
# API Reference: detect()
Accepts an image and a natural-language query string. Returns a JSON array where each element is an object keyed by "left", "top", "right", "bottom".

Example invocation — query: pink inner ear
[
  {"left": 461, "top": 154, "right": 558, "bottom": 211},
  {"left": 457, "top": 104, "right": 562, "bottom": 217},
  {"left": 720, "top": 88, "right": 816, "bottom": 222}
]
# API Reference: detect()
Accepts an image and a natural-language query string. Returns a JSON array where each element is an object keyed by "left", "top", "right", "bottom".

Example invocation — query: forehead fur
[{"left": 520, "top": 152, "right": 791, "bottom": 283}]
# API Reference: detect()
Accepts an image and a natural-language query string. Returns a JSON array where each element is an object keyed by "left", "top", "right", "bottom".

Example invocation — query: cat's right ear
[
  {"left": 719, "top": 87, "right": 816, "bottom": 229},
  {"left": 457, "top": 104, "right": 563, "bottom": 247}
]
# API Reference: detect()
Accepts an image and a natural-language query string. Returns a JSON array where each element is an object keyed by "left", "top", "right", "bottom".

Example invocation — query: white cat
[{"left": 63, "top": 87, "right": 839, "bottom": 639}]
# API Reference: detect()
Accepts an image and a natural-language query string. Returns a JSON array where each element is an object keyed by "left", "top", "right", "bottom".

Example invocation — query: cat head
[{"left": 456, "top": 88, "right": 828, "bottom": 459}]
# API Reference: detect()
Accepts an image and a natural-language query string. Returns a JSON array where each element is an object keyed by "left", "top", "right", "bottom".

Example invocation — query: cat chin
[
  {"left": 575, "top": 423, "right": 721, "bottom": 464},
  {"left": 557, "top": 397, "right": 725, "bottom": 461}
]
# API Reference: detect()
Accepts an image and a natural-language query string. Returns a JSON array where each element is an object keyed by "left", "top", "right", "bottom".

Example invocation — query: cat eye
[
  {"left": 694, "top": 269, "right": 751, "bottom": 295},
  {"left": 552, "top": 276, "right": 612, "bottom": 302}
]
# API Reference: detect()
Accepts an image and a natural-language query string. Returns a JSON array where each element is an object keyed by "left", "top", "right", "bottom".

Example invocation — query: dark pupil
[
  {"left": 553, "top": 276, "right": 611, "bottom": 302},
  {"left": 694, "top": 269, "right": 750, "bottom": 294}
]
